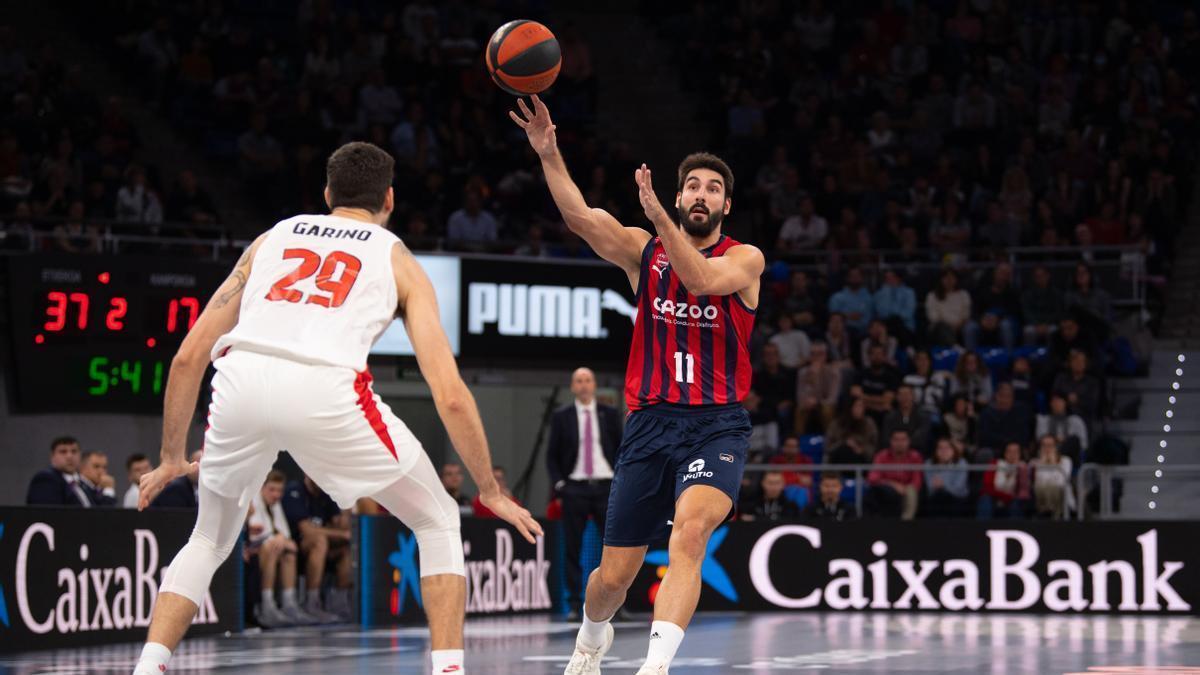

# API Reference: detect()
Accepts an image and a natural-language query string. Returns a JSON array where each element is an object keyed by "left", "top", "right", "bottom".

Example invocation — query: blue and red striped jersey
[{"left": 624, "top": 235, "right": 756, "bottom": 411}]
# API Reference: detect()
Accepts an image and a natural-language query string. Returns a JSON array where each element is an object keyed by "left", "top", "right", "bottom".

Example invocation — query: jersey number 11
[{"left": 673, "top": 351, "right": 694, "bottom": 384}]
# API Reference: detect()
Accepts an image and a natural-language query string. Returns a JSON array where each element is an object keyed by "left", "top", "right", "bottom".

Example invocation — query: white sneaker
[
  {"left": 634, "top": 664, "right": 668, "bottom": 675},
  {"left": 564, "top": 622, "right": 614, "bottom": 675},
  {"left": 256, "top": 601, "right": 289, "bottom": 628},
  {"left": 281, "top": 602, "right": 320, "bottom": 626}
]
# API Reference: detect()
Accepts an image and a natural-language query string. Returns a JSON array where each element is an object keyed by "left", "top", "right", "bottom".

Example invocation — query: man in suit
[
  {"left": 79, "top": 450, "right": 119, "bottom": 506},
  {"left": 26, "top": 436, "right": 91, "bottom": 506},
  {"left": 546, "top": 367, "right": 622, "bottom": 620},
  {"left": 151, "top": 450, "right": 203, "bottom": 508}
]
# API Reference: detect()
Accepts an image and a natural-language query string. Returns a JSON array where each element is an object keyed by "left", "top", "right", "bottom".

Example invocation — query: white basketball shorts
[{"left": 199, "top": 349, "right": 421, "bottom": 509}]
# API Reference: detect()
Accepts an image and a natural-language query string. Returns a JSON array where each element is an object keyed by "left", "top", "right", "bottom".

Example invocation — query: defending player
[
  {"left": 131, "top": 142, "right": 541, "bottom": 675},
  {"left": 511, "top": 96, "right": 763, "bottom": 674}
]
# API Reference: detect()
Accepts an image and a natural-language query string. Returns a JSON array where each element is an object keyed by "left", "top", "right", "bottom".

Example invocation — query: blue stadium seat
[
  {"left": 978, "top": 347, "right": 1012, "bottom": 372},
  {"left": 784, "top": 484, "right": 810, "bottom": 510},
  {"left": 932, "top": 347, "right": 960, "bottom": 372},
  {"left": 800, "top": 435, "right": 825, "bottom": 462},
  {"left": 1012, "top": 345, "right": 1049, "bottom": 362}
]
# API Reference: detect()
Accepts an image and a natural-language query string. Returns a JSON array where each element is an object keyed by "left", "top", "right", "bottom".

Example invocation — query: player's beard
[{"left": 677, "top": 201, "right": 723, "bottom": 238}]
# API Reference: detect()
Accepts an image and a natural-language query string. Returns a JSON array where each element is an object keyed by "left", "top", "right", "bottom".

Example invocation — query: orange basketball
[{"left": 485, "top": 20, "right": 561, "bottom": 96}]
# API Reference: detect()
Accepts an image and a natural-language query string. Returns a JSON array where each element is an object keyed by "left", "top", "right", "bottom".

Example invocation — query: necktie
[{"left": 583, "top": 409, "right": 595, "bottom": 477}]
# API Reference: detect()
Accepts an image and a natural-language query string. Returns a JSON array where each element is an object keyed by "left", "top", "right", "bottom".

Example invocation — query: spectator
[
  {"left": 826, "top": 397, "right": 879, "bottom": 463},
  {"left": 823, "top": 312, "right": 855, "bottom": 369},
  {"left": 152, "top": 449, "right": 203, "bottom": 508},
  {"left": 930, "top": 198, "right": 971, "bottom": 255},
  {"left": 859, "top": 319, "right": 900, "bottom": 367},
  {"left": 965, "top": 262, "right": 1019, "bottom": 351},
  {"left": 904, "top": 350, "right": 948, "bottom": 418},
  {"left": 446, "top": 189, "right": 499, "bottom": 245},
  {"left": 781, "top": 270, "right": 823, "bottom": 333},
  {"left": 977, "top": 383, "right": 1033, "bottom": 453},
  {"left": 78, "top": 450, "right": 117, "bottom": 506},
  {"left": 1010, "top": 356, "right": 1037, "bottom": 410},
  {"left": 925, "top": 269, "right": 971, "bottom": 346},
  {"left": 882, "top": 385, "right": 933, "bottom": 455},
  {"left": 866, "top": 429, "right": 923, "bottom": 520},
  {"left": 872, "top": 268, "right": 917, "bottom": 336},
  {"left": 942, "top": 394, "right": 976, "bottom": 454},
  {"left": 753, "top": 343, "right": 796, "bottom": 429},
  {"left": 742, "top": 471, "right": 801, "bottom": 522},
  {"left": 115, "top": 165, "right": 152, "bottom": 222},
  {"left": 440, "top": 462, "right": 474, "bottom": 517},
  {"left": 1032, "top": 435, "right": 1074, "bottom": 519},
  {"left": 776, "top": 193, "right": 828, "bottom": 251},
  {"left": 924, "top": 438, "right": 970, "bottom": 518},
  {"left": 1052, "top": 350, "right": 1103, "bottom": 424},
  {"left": 768, "top": 436, "right": 813, "bottom": 491},
  {"left": 1021, "top": 266, "right": 1065, "bottom": 345},
  {"left": 1037, "top": 393, "right": 1090, "bottom": 462},
  {"left": 768, "top": 313, "right": 812, "bottom": 369},
  {"left": 794, "top": 341, "right": 840, "bottom": 434},
  {"left": 473, "top": 466, "right": 522, "bottom": 518},
  {"left": 123, "top": 453, "right": 153, "bottom": 508},
  {"left": 237, "top": 112, "right": 285, "bottom": 181},
  {"left": 852, "top": 344, "right": 901, "bottom": 427},
  {"left": 803, "top": 472, "right": 854, "bottom": 521},
  {"left": 744, "top": 389, "right": 780, "bottom": 453},
  {"left": 828, "top": 266, "right": 873, "bottom": 333},
  {"left": 248, "top": 470, "right": 314, "bottom": 627},
  {"left": 950, "top": 351, "right": 993, "bottom": 409},
  {"left": 26, "top": 436, "right": 88, "bottom": 506},
  {"left": 282, "top": 475, "right": 352, "bottom": 622},
  {"left": 1064, "top": 263, "right": 1114, "bottom": 327},
  {"left": 979, "top": 441, "right": 1032, "bottom": 519},
  {"left": 166, "top": 169, "right": 218, "bottom": 224},
  {"left": 1049, "top": 316, "right": 1100, "bottom": 370}
]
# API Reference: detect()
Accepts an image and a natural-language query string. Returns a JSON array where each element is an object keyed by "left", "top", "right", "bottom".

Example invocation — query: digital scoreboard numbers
[{"left": 7, "top": 256, "right": 227, "bottom": 413}]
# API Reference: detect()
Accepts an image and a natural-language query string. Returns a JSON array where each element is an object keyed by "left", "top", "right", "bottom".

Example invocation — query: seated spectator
[
  {"left": 768, "top": 436, "right": 813, "bottom": 491},
  {"left": 866, "top": 430, "right": 923, "bottom": 520},
  {"left": 882, "top": 385, "right": 933, "bottom": 454},
  {"left": 440, "top": 462, "right": 475, "bottom": 517},
  {"left": 472, "top": 466, "right": 522, "bottom": 518},
  {"left": 851, "top": 344, "right": 901, "bottom": 427},
  {"left": 905, "top": 350, "right": 949, "bottom": 418},
  {"left": 776, "top": 193, "right": 828, "bottom": 251},
  {"left": 769, "top": 313, "right": 812, "bottom": 369},
  {"left": 753, "top": 342, "right": 796, "bottom": 430},
  {"left": 1052, "top": 350, "right": 1102, "bottom": 424},
  {"left": 923, "top": 438, "right": 970, "bottom": 518},
  {"left": 872, "top": 268, "right": 917, "bottom": 338},
  {"left": 744, "top": 389, "right": 780, "bottom": 453},
  {"left": 151, "top": 449, "right": 203, "bottom": 508},
  {"left": 859, "top": 319, "right": 900, "bottom": 367},
  {"left": 950, "top": 351, "right": 993, "bottom": 409},
  {"left": 1037, "top": 393, "right": 1089, "bottom": 462},
  {"left": 742, "top": 471, "right": 801, "bottom": 522},
  {"left": 794, "top": 341, "right": 840, "bottom": 434},
  {"left": 1064, "top": 262, "right": 1113, "bottom": 331},
  {"left": 978, "top": 441, "right": 1032, "bottom": 519},
  {"left": 977, "top": 383, "right": 1033, "bottom": 453},
  {"left": 249, "top": 470, "right": 314, "bottom": 627},
  {"left": 122, "top": 454, "right": 153, "bottom": 508},
  {"left": 925, "top": 268, "right": 971, "bottom": 346},
  {"left": 803, "top": 472, "right": 854, "bottom": 521},
  {"left": 283, "top": 475, "right": 353, "bottom": 622},
  {"left": 26, "top": 436, "right": 88, "bottom": 506},
  {"left": 1049, "top": 317, "right": 1100, "bottom": 370},
  {"left": 929, "top": 198, "right": 971, "bottom": 255},
  {"left": 780, "top": 270, "right": 823, "bottom": 333},
  {"left": 827, "top": 397, "right": 879, "bottom": 463},
  {"left": 1032, "top": 435, "right": 1074, "bottom": 519},
  {"left": 78, "top": 450, "right": 118, "bottom": 506},
  {"left": 446, "top": 189, "right": 499, "bottom": 245},
  {"left": 1010, "top": 356, "right": 1037, "bottom": 410},
  {"left": 824, "top": 312, "right": 856, "bottom": 369},
  {"left": 965, "top": 262, "right": 1019, "bottom": 351},
  {"left": 942, "top": 394, "right": 977, "bottom": 455},
  {"left": 1021, "top": 266, "right": 1064, "bottom": 345},
  {"left": 828, "top": 266, "right": 873, "bottom": 334}
]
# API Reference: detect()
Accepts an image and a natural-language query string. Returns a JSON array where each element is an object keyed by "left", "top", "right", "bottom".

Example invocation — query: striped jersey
[{"left": 624, "top": 235, "right": 756, "bottom": 411}]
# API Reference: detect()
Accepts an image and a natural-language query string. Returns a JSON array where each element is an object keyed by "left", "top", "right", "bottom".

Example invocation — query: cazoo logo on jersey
[
  {"left": 468, "top": 283, "right": 636, "bottom": 338},
  {"left": 653, "top": 297, "right": 720, "bottom": 322}
]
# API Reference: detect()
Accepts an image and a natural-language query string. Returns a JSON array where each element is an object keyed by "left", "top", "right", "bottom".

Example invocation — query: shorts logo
[
  {"left": 683, "top": 459, "right": 714, "bottom": 483},
  {"left": 719, "top": 453, "right": 735, "bottom": 463}
]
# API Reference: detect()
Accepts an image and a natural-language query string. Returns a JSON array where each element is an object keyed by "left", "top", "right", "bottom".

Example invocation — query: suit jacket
[
  {"left": 26, "top": 468, "right": 85, "bottom": 506},
  {"left": 151, "top": 476, "right": 199, "bottom": 508},
  {"left": 546, "top": 402, "right": 622, "bottom": 488},
  {"left": 80, "top": 478, "right": 118, "bottom": 507}
]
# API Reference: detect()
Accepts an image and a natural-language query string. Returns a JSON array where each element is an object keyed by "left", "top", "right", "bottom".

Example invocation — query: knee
[
  {"left": 307, "top": 534, "right": 330, "bottom": 556},
  {"left": 669, "top": 519, "right": 711, "bottom": 563},
  {"left": 594, "top": 562, "right": 636, "bottom": 594}
]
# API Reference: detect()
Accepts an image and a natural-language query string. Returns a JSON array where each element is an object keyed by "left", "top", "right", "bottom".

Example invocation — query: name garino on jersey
[{"left": 292, "top": 221, "right": 373, "bottom": 241}]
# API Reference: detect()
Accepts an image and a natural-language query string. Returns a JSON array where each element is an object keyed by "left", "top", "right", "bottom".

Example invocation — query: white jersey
[{"left": 214, "top": 214, "right": 401, "bottom": 370}]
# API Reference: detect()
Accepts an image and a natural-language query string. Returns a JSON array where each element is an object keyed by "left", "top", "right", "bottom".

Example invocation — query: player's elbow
[
  {"left": 432, "top": 380, "right": 472, "bottom": 416},
  {"left": 171, "top": 345, "right": 206, "bottom": 373}
]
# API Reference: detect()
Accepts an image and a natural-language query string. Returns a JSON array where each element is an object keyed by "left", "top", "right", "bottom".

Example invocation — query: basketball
[{"left": 485, "top": 20, "right": 561, "bottom": 96}]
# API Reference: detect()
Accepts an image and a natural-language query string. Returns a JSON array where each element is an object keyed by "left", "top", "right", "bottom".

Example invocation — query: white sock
[
  {"left": 645, "top": 620, "right": 684, "bottom": 668},
  {"left": 431, "top": 648, "right": 464, "bottom": 673},
  {"left": 132, "top": 642, "right": 171, "bottom": 675},
  {"left": 578, "top": 604, "right": 613, "bottom": 650},
  {"left": 261, "top": 589, "right": 275, "bottom": 608},
  {"left": 281, "top": 588, "right": 298, "bottom": 607}
]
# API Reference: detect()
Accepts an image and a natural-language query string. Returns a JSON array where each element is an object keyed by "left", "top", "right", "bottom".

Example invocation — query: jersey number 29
[{"left": 267, "top": 248, "right": 362, "bottom": 308}]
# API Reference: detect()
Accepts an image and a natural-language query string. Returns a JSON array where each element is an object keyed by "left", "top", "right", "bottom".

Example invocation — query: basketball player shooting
[
  {"left": 511, "top": 96, "right": 763, "bottom": 675},
  {"left": 129, "top": 142, "right": 541, "bottom": 675}
]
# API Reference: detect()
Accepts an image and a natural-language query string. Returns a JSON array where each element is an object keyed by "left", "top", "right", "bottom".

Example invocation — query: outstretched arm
[
  {"left": 510, "top": 96, "right": 649, "bottom": 277},
  {"left": 634, "top": 164, "right": 765, "bottom": 299}
]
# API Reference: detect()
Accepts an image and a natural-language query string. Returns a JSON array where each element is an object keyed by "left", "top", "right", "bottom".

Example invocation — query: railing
[{"left": 1075, "top": 463, "right": 1200, "bottom": 520}]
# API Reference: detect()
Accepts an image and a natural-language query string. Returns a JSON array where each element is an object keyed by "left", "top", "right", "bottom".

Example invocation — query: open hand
[
  {"left": 508, "top": 95, "right": 557, "bottom": 157},
  {"left": 138, "top": 459, "right": 197, "bottom": 511},
  {"left": 481, "top": 492, "right": 544, "bottom": 544},
  {"left": 634, "top": 163, "right": 672, "bottom": 227}
]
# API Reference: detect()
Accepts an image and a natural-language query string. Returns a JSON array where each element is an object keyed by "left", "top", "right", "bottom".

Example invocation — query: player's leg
[
  {"left": 132, "top": 484, "right": 253, "bottom": 675},
  {"left": 301, "top": 532, "right": 330, "bottom": 595}
]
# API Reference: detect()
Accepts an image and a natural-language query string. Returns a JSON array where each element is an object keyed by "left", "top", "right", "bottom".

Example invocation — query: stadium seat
[
  {"left": 932, "top": 347, "right": 960, "bottom": 372},
  {"left": 799, "top": 435, "right": 825, "bottom": 463}
]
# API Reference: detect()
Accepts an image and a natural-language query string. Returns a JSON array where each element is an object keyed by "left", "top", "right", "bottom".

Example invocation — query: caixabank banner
[
  {"left": 0, "top": 506, "right": 241, "bottom": 652},
  {"left": 627, "top": 521, "right": 1196, "bottom": 614},
  {"left": 358, "top": 516, "right": 561, "bottom": 627}
]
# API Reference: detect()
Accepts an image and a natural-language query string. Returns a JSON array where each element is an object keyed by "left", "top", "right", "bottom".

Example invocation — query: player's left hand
[
  {"left": 137, "top": 459, "right": 197, "bottom": 511},
  {"left": 482, "top": 492, "right": 544, "bottom": 544},
  {"left": 634, "top": 163, "right": 672, "bottom": 229}
]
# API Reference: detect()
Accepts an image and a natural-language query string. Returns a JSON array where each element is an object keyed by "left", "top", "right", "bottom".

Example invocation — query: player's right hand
[
  {"left": 508, "top": 95, "right": 557, "bottom": 157},
  {"left": 481, "top": 492, "right": 544, "bottom": 544},
  {"left": 137, "top": 459, "right": 197, "bottom": 511}
]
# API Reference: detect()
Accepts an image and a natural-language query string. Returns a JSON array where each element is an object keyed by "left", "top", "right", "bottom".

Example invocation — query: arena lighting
[{"left": 1152, "top": 354, "right": 1186, "bottom": 512}]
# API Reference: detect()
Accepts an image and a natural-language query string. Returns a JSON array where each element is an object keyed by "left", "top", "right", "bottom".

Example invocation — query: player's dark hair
[
  {"left": 326, "top": 141, "right": 394, "bottom": 213},
  {"left": 126, "top": 453, "right": 148, "bottom": 470},
  {"left": 50, "top": 436, "right": 78, "bottom": 453},
  {"left": 677, "top": 152, "right": 734, "bottom": 196}
]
